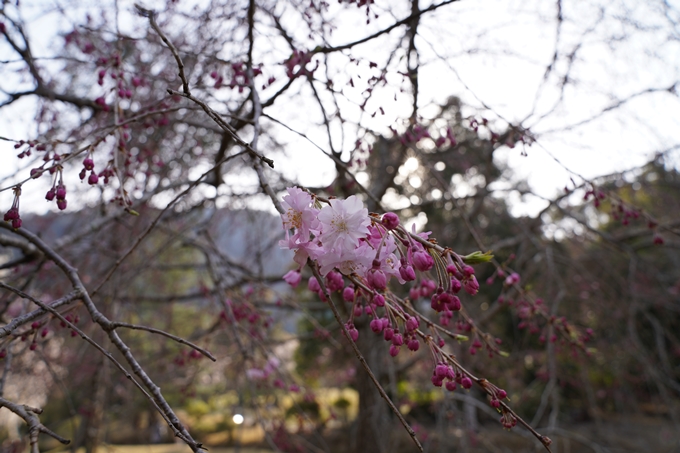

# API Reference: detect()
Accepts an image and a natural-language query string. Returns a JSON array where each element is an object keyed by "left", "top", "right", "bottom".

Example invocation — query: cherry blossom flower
[
  {"left": 317, "top": 195, "right": 370, "bottom": 250},
  {"left": 279, "top": 235, "right": 323, "bottom": 266},
  {"left": 317, "top": 241, "right": 376, "bottom": 276},
  {"left": 281, "top": 187, "right": 318, "bottom": 242}
]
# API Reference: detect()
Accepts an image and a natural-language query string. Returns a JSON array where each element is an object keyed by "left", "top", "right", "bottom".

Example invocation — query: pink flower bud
[
  {"left": 399, "top": 265, "right": 416, "bottom": 282},
  {"left": 389, "top": 344, "right": 400, "bottom": 357},
  {"left": 412, "top": 251, "right": 434, "bottom": 271},
  {"left": 431, "top": 375, "right": 443, "bottom": 387},
  {"left": 407, "top": 338, "right": 419, "bottom": 351},
  {"left": 88, "top": 172, "right": 99, "bottom": 185},
  {"left": 450, "top": 277, "right": 462, "bottom": 293},
  {"left": 461, "top": 376, "right": 473, "bottom": 389},
  {"left": 83, "top": 157, "right": 95, "bottom": 170},
  {"left": 381, "top": 212, "right": 400, "bottom": 230},
  {"left": 431, "top": 294, "right": 444, "bottom": 312},
  {"left": 346, "top": 323, "right": 359, "bottom": 342},
  {"left": 383, "top": 327, "right": 394, "bottom": 341},
  {"left": 370, "top": 318, "right": 383, "bottom": 333},
  {"left": 342, "top": 286, "right": 355, "bottom": 302},
  {"left": 57, "top": 199, "right": 67, "bottom": 210},
  {"left": 308, "top": 276, "right": 321, "bottom": 292},
  {"left": 392, "top": 333, "right": 403, "bottom": 346},
  {"left": 4, "top": 208, "right": 18, "bottom": 221},
  {"left": 283, "top": 270, "right": 302, "bottom": 288},
  {"left": 445, "top": 381, "right": 457, "bottom": 391},
  {"left": 405, "top": 316, "right": 418, "bottom": 332},
  {"left": 367, "top": 269, "right": 387, "bottom": 290},
  {"left": 463, "top": 276, "right": 479, "bottom": 296},
  {"left": 326, "top": 271, "right": 344, "bottom": 292},
  {"left": 373, "top": 294, "right": 385, "bottom": 307}
]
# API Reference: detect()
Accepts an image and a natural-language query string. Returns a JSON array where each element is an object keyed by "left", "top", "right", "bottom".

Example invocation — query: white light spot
[
  {"left": 403, "top": 157, "right": 419, "bottom": 172},
  {"left": 233, "top": 414, "right": 244, "bottom": 425}
]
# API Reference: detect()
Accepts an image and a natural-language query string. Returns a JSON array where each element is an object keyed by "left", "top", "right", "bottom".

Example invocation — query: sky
[{"left": 1, "top": 0, "right": 680, "bottom": 219}]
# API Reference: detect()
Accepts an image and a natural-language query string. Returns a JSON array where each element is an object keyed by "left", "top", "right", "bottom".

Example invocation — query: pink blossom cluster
[
  {"left": 279, "top": 187, "right": 453, "bottom": 292},
  {"left": 277, "top": 188, "right": 518, "bottom": 416},
  {"left": 279, "top": 187, "right": 483, "bottom": 356}
]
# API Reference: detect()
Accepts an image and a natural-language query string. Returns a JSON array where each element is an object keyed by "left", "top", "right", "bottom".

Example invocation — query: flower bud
[
  {"left": 283, "top": 270, "right": 301, "bottom": 288},
  {"left": 342, "top": 286, "right": 355, "bottom": 302},
  {"left": 431, "top": 375, "right": 443, "bottom": 387},
  {"left": 383, "top": 327, "right": 394, "bottom": 341},
  {"left": 405, "top": 316, "right": 418, "bottom": 332},
  {"left": 463, "top": 275, "right": 479, "bottom": 296},
  {"left": 367, "top": 269, "right": 387, "bottom": 290},
  {"left": 399, "top": 264, "right": 416, "bottom": 281},
  {"left": 407, "top": 338, "right": 419, "bottom": 351},
  {"left": 381, "top": 212, "right": 400, "bottom": 230},
  {"left": 392, "top": 333, "right": 403, "bottom": 346},
  {"left": 373, "top": 294, "right": 385, "bottom": 307},
  {"left": 370, "top": 318, "right": 383, "bottom": 333},
  {"left": 412, "top": 251, "right": 434, "bottom": 271},
  {"left": 308, "top": 277, "right": 321, "bottom": 292},
  {"left": 326, "top": 271, "right": 344, "bottom": 292}
]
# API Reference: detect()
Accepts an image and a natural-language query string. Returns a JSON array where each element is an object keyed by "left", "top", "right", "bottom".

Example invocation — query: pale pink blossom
[
  {"left": 279, "top": 235, "right": 323, "bottom": 266},
  {"left": 317, "top": 242, "right": 375, "bottom": 276},
  {"left": 281, "top": 187, "right": 318, "bottom": 241},
  {"left": 317, "top": 195, "right": 370, "bottom": 250}
]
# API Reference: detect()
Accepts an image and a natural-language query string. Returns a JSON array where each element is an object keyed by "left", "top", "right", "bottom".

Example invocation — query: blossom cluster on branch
[
  {"left": 273, "top": 187, "right": 561, "bottom": 444},
  {"left": 279, "top": 188, "right": 500, "bottom": 385}
]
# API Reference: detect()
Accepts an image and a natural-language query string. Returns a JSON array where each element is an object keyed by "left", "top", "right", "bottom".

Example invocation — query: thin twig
[
  {"left": 110, "top": 322, "right": 216, "bottom": 361},
  {"left": 135, "top": 5, "right": 190, "bottom": 95},
  {"left": 135, "top": 5, "right": 274, "bottom": 169},
  {"left": 309, "top": 263, "right": 424, "bottom": 452}
]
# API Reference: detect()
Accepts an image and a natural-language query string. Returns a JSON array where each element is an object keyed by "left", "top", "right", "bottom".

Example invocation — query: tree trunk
[{"left": 353, "top": 318, "right": 389, "bottom": 453}]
